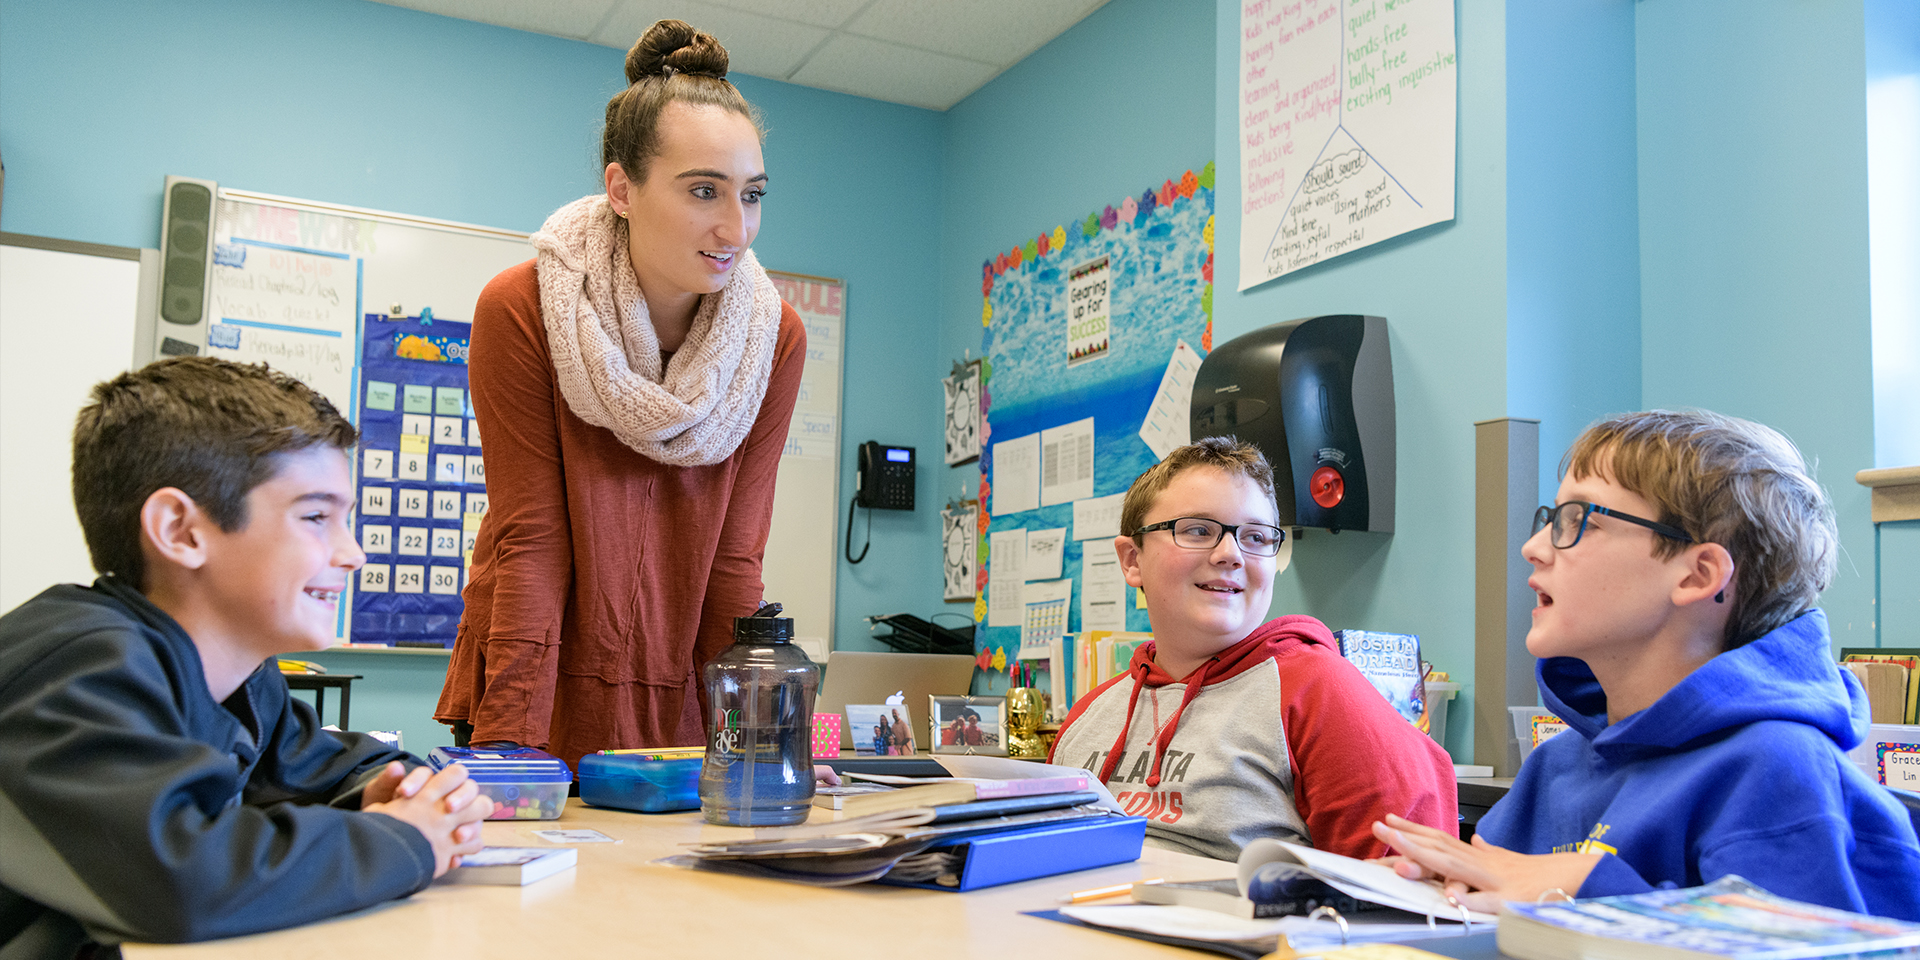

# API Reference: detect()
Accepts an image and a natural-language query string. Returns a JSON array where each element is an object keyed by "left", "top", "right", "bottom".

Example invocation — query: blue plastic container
[
  {"left": 426, "top": 746, "right": 572, "bottom": 820},
  {"left": 577, "top": 754, "right": 703, "bottom": 813}
]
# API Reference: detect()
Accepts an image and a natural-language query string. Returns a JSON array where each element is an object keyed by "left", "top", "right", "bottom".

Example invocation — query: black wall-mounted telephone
[{"left": 855, "top": 441, "right": 915, "bottom": 510}]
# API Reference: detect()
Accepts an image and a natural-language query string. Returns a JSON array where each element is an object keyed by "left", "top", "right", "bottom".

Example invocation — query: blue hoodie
[{"left": 1476, "top": 609, "right": 1920, "bottom": 918}]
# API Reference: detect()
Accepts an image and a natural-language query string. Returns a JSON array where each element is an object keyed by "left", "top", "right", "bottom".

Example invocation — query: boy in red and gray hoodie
[{"left": 1049, "top": 437, "right": 1456, "bottom": 861}]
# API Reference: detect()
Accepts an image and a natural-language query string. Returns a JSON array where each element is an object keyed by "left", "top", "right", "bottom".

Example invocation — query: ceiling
[{"left": 365, "top": 0, "right": 1113, "bottom": 111}]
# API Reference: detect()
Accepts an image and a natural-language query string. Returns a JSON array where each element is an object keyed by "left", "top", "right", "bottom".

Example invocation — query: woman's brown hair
[{"left": 603, "top": 19, "right": 764, "bottom": 183}]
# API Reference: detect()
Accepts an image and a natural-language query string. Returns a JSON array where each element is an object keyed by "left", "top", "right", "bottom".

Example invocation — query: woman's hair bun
[{"left": 626, "top": 19, "right": 730, "bottom": 85}]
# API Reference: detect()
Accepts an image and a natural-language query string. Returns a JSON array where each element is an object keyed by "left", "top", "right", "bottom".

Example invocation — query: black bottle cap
[{"left": 735, "top": 602, "right": 794, "bottom": 643}]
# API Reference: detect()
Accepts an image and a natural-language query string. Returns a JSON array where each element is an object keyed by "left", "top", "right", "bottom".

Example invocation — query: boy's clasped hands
[{"left": 362, "top": 762, "right": 496, "bottom": 877}]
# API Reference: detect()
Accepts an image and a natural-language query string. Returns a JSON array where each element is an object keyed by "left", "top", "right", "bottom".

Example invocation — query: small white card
[
  {"left": 401, "top": 413, "right": 431, "bottom": 437},
  {"left": 360, "top": 563, "right": 391, "bottom": 593},
  {"left": 531, "top": 829, "right": 618, "bottom": 844},
  {"left": 361, "top": 524, "right": 392, "bottom": 555},
  {"left": 397, "top": 451, "right": 429, "bottom": 482},
  {"left": 429, "top": 565, "right": 461, "bottom": 595},
  {"left": 431, "top": 527, "right": 461, "bottom": 558},
  {"left": 465, "top": 455, "right": 487, "bottom": 485},
  {"left": 394, "top": 564, "right": 425, "bottom": 594},
  {"left": 361, "top": 486, "right": 392, "bottom": 517},
  {"left": 434, "top": 453, "right": 464, "bottom": 485},
  {"left": 396, "top": 489, "right": 429, "bottom": 519},
  {"left": 434, "top": 416, "right": 465, "bottom": 447},
  {"left": 432, "top": 488, "right": 462, "bottom": 520},
  {"left": 397, "top": 526, "right": 429, "bottom": 556},
  {"left": 362, "top": 448, "right": 393, "bottom": 481}
]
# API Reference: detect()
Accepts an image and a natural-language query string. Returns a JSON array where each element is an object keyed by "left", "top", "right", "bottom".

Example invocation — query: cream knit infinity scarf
[{"left": 531, "top": 195, "right": 781, "bottom": 467}]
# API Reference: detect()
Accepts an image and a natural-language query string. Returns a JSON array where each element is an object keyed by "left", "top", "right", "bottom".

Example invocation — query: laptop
[{"left": 815, "top": 650, "right": 977, "bottom": 751}]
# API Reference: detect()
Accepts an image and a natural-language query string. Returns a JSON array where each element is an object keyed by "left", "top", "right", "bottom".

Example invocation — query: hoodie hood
[
  {"left": 1538, "top": 608, "right": 1867, "bottom": 762},
  {"left": 1095, "top": 615, "right": 1333, "bottom": 785}
]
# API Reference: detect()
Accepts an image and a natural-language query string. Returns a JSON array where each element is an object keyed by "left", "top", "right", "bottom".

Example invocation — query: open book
[{"left": 1057, "top": 837, "right": 1494, "bottom": 957}]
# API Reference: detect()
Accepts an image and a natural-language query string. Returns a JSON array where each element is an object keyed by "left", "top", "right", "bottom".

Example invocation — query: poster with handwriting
[
  {"left": 206, "top": 240, "right": 358, "bottom": 414},
  {"left": 767, "top": 273, "right": 843, "bottom": 460},
  {"left": 1238, "top": 0, "right": 1455, "bottom": 289}
]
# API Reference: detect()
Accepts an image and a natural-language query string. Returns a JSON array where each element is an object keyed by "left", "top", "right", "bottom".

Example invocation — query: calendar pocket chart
[{"left": 353, "top": 315, "right": 481, "bottom": 646}]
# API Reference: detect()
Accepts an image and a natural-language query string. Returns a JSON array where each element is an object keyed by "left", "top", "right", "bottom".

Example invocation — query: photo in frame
[
  {"left": 928, "top": 694, "right": 1006, "bottom": 756},
  {"left": 845, "top": 703, "right": 918, "bottom": 756}
]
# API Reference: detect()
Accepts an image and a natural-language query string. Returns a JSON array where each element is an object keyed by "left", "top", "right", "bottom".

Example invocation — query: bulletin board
[{"left": 972, "top": 163, "right": 1216, "bottom": 674}]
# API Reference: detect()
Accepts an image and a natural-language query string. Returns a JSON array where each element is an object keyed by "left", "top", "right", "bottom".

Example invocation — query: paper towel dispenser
[{"left": 1189, "top": 314, "right": 1394, "bottom": 533}]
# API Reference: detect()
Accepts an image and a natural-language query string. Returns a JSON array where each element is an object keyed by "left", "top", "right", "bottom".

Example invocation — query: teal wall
[
  {"left": 1635, "top": 0, "right": 1877, "bottom": 646},
  {"left": 1209, "top": 0, "right": 1510, "bottom": 756},
  {"left": 3, "top": 0, "right": 1900, "bottom": 761},
  {"left": 0, "top": 0, "right": 949, "bottom": 653}
]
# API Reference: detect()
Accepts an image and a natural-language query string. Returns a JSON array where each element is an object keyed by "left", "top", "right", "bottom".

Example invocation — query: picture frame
[
  {"left": 928, "top": 694, "right": 1007, "bottom": 756},
  {"left": 845, "top": 703, "right": 918, "bottom": 756}
]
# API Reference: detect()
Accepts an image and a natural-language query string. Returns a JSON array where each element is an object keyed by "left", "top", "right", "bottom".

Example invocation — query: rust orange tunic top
[{"left": 435, "top": 261, "right": 805, "bottom": 769}]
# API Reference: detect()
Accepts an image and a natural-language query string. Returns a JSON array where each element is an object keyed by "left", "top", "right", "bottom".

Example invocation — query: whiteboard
[
  {"left": 764, "top": 272, "right": 845, "bottom": 655},
  {"left": 201, "top": 190, "right": 841, "bottom": 649},
  {"left": 0, "top": 239, "right": 148, "bottom": 611}
]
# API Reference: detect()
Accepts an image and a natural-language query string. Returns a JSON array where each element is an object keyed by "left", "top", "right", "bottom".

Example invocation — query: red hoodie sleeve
[{"left": 1275, "top": 631, "right": 1459, "bottom": 858}]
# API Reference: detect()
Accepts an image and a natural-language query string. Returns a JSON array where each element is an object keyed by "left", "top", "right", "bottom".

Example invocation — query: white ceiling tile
[
  {"left": 845, "top": 0, "right": 1109, "bottom": 65},
  {"left": 591, "top": 0, "right": 832, "bottom": 79},
  {"left": 707, "top": 0, "right": 876, "bottom": 30},
  {"left": 787, "top": 33, "right": 999, "bottom": 110},
  {"left": 366, "top": 0, "right": 622, "bottom": 41}
]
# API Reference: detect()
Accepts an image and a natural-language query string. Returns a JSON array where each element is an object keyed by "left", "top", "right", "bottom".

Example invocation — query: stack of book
[{"left": 670, "top": 758, "right": 1144, "bottom": 892}]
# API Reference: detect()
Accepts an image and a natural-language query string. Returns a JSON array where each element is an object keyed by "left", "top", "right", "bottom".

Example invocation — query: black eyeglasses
[
  {"left": 1134, "top": 517, "right": 1287, "bottom": 557},
  {"left": 1532, "top": 502, "right": 1693, "bottom": 549}
]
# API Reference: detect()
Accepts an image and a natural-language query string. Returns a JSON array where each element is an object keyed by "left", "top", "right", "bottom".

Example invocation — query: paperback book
[{"left": 1498, "top": 876, "right": 1920, "bottom": 960}]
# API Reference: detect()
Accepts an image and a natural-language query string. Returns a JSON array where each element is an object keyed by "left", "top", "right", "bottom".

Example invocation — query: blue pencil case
[{"left": 577, "top": 754, "right": 703, "bottom": 813}]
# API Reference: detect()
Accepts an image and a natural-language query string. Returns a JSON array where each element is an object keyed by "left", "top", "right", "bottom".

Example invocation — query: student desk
[{"left": 121, "top": 800, "right": 1234, "bottom": 958}]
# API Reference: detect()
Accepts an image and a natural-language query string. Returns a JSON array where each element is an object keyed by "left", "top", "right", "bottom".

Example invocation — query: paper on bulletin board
[
  {"left": 205, "top": 241, "right": 359, "bottom": 416},
  {"left": 988, "top": 529, "right": 1027, "bottom": 627},
  {"left": 1139, "top": 339, "right": 1201, "bottom": 460},
  {"left": 992, "top": 432, "right": 1041, "bottom": 516},
  {"left": 1081, "top": 550, "right": 1128, "bottom": 632},
  {"left": 1073, "top": 492, "right": 1125, "bottom": 541},
  {"left": 944, "top": 362, "right": 981, "bottom": 465},
  {"left": 1040, "top": 417, "right": 1095, "bottom": 506},
  {"left": 1022, "top": 578, "right": 1074, "bottom": 649},
  {"left": 942, "top": 503, "right": 978, "bottom": 601},
  {"left": 1065, "top": 256, "right": 1111, "bottom": 367},
  {"left": 1237, "top": 0, "right": 1456, "bottom": 288},
  {"left": 1024, "top": 527, "right": 1066, "bottom": 581}
]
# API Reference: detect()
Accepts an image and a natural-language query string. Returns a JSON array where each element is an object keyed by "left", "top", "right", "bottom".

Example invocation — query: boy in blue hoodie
[{"left": 1375, "top": 410, "right": 1920, "bottom": 917}]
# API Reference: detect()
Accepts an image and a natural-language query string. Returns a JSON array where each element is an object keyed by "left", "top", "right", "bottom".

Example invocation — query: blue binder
[{"left": 877, "top": 815, "right": 1148, "bottom": 892}]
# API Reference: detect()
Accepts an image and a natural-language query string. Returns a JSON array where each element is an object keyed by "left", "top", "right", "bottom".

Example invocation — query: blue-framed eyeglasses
[
  {"left": 1532, "top": 502, "right": 1693, "bottom": 549},
  {"left": 1134, "top": 517, "right": 1287, "bottom": 557}
]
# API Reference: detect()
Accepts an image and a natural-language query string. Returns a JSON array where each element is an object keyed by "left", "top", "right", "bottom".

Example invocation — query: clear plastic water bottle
[{"left": 699, "top": 602, "right": 819, "bottom": 826}]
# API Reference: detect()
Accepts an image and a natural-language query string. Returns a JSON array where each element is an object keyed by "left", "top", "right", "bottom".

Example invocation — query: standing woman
[{"left": 436, "top": 20, "right": 805, "bottom": 770}]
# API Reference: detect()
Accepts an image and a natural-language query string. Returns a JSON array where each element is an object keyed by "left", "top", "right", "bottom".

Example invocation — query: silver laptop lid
[{"left": 815, "top": 650, "right": 977, "bottom": 750}]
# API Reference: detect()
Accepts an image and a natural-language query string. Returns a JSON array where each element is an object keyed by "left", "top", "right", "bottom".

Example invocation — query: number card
[
  {"left": 360, "top": 564, "right": 390, "bottom": 592},
  {"left": 361, "top": 486, "right": 392, "bottom": 517},
  {"left": 434, "top": 416, "right": 464, "bottom": 446},
  {"left": 464, "top": 455, "right": 486, "bottom": 485},
  {"left": 402, "top": 414, "right": 431, "bottom": 437},
  {"left": 398, "top": 450, "right": 429, "bottom": 482},
  {"left": 431, "top": 528, "right": 461, "bottom": 558},
  {"left": 462, "top": 523, "right": 480, "bottom": 556},
  {"left": 432, "top": 489, "right": 462, "bottom": 520},
  {"left": 394, "top": 564, "right": 425, "bottom": 594},
  {"left": 362, "top": 449, "right": 393, "bottom": 480},
  {"left": 468, "top": 418, "right": 481, "bottom": 448},
  {"left": 465, "top": 492, "right": 489, "bottom": 516},
  {"left": 361, "top": 524, "right": 392, "bottom": 554},
  {"left": 434, "top": 453, "right": 464, "bottom": 485},
  {"left": 397, "top": 488, "right": 429, "bottom": 518},
  {"left": 429, "top": 565, "right": 461, "bottom": 595},
  {"left": 397, "top": 526, "right": 429, "bottom": 556}
]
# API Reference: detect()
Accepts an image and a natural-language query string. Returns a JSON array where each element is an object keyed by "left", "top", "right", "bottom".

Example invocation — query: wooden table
[{"left": 123, "top": 800, "right": 1235, "bottom": 958}]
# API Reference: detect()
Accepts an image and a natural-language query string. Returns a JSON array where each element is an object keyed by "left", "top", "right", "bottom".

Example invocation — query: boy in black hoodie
[{"left": 0, "top": 357, "right": 493, "bottom": 957}]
